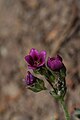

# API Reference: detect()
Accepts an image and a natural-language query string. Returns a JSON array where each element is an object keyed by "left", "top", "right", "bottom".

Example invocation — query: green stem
[{"left": 60, "top": 99, "right": 70, "bottom": 120}]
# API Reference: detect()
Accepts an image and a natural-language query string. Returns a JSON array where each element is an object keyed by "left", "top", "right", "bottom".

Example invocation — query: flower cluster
[{"left": 24, "top": 48, "right": 66, "bottom": 99}]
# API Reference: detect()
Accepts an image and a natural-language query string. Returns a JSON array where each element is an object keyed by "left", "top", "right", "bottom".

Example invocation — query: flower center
[{"left": 34, "top": 60, "right": 40, "bottom": 66}]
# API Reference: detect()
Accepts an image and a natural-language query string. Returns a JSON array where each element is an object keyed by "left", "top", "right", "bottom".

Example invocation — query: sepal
[
  {"left": 28, "top": 78, "right": 47, "bottom": 92},
  {"left": 60, "top": 66, "right": 66, "bottom": 78}
]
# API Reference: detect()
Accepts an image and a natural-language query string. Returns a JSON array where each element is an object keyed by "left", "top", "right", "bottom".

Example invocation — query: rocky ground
[{"left": 0, "top": 0, "right": 80, "bottom": 120}]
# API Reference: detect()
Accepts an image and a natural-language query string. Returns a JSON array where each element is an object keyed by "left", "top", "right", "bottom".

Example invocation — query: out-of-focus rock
[
  {"left": 0, "top": 0, "right": 22, "bottom": 38},
  {"left": 0, "top": 46, "right": 8, "bottom": 58},
  {"left": 25, "top": 0, "right": 38, "bottom": 9},
  {"left": 0, "top": 98, "right": 6, "bottom": 113},
  {"left": 10, "top": 114, "right": 28, "bottom": 120},
  {"left": 2, "top": 82, "right": 21, "bottom": 101}
]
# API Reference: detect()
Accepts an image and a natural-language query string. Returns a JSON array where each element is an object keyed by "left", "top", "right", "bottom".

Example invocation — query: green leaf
[
  {"left": 49, "top": 75, "right": 55, "bottom": 83},
  {"left": 74, "top": 108, "right": 80, "bottom": 119},
  {"left": 60, "top": 66, "right": 66, "bottom": 78},
  {"left": 33, "top": 67, "right": 46, "bottom": 75},
  {"left": 45, "top": 68, "right": 55, "bottom": 82},
  {"left": 28, "top": 79, "right": 47, "bottom": 92},
  {"left": 29, "top": 86, "right": 43, "bottom": 92},
  {"left": 33, "top": 69, "right": 40, "bottom": 74}
]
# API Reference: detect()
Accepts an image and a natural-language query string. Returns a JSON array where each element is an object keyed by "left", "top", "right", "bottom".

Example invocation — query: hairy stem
[{"left": 60, "top": 99, "right": 70, "bottom": 120}]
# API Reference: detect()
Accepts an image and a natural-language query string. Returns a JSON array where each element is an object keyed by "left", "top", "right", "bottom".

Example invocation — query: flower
[
  {"left": 25, "top": 48, "right": 46, "bottom": 69},
  {"left": 24, "top": 71, "right": 36, "bottom": 85},
  {"left": 47, "top": 55, "right": 64, "bottom": 71}
]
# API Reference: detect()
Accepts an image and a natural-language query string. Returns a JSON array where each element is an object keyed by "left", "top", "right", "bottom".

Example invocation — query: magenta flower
[
  {"left": 25, "top": 48, "right": 46, "bottom": 69},
  {"left": 47, "top": 55, "right": 64, "bottom": 71},
  {"left": 24, "top": 71, "right": 36, "bottom": 85}
]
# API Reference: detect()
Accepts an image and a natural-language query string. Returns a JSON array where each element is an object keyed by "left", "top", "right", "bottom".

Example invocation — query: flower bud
[
  {"left": 24, "top": 71, "right": 36, "bottom": 86},
  {"left": 24, "top": 71, "right": 46, "bottom": 92},
  {"left": 47, "top": 55, "right": 64, "bottom": 71}
]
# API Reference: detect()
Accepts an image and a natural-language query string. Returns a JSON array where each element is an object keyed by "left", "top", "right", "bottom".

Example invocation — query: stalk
[{"left": 60, "top": 99, "right": 70, "bottom": 120}]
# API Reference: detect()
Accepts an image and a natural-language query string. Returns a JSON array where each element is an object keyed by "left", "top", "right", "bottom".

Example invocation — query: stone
[{"left": 2, "top": 82, "right": 21, "bottom": 101}]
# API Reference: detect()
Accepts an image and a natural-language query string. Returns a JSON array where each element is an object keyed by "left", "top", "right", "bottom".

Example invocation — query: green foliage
[
  {"left": 49, "top": 75, "right": 55, "bottom": 83},
  {"left": 33, "top": 67, "right": 46, "bottom": 75},
  {"left": 33, "top": 68, "right": 41, "bottom": 74},
  {"left": 28, "top": 78, "right": 46, "bottom": 92},
  {"left": 45, "top": 67, "right": 55, "bottom": 82},
  {"left": 60, "top": 66, "right": 66, "bottom": 78}
]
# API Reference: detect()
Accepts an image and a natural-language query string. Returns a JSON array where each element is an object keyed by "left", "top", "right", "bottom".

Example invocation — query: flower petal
[
  {"left": 52, "top": 60, "right": 63, "bottom": 70},
  {"left": 25, "top": 55, "right": 34, "bottom": 66},
  {"left": 56, "top": 55, "right": 62, "bottom": 61},
  {"left": 47, "top": 57, "right": 52, "bottom": 68},
  {"left": 29, "top": 48, "right": 39, "bottom": 61},
  {"left": 28, "top": 65, "right": 36, "bottom": 70},
  {"left": 40, "top": 50, "right": 46, "bottom": 59},
  {"left": 47, "top": 57, "right": 63, "bottom": 70},
  {"left": 39, "top": 50, "right": 46, "bottom": 66}
]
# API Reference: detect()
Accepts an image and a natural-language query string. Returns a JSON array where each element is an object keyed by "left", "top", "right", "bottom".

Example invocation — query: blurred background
[{"left": 0, "top": 0, "right": 80, "bottom": 120}]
